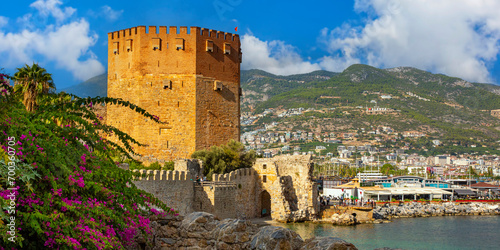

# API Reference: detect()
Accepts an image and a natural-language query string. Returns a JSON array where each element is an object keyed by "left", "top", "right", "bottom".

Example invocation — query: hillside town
[{"left": 241, "top": 107, "right": 500, "bottom": 180}]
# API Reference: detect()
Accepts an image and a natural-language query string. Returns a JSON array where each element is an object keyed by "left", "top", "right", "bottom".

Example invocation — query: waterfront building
[
  {"left": 470, "top": 182, "right": 500, "bottom": 197},
  {"left": 355, "top": 172, "right": 387, "bottom": 181},
  {"left": 323, "top": 176, "right": 458, "bottom": 201},
  {"left": 445, "top": 178, "right": 477, "bottom": 187},
  {"left": 372, "top": 176, "right": 451, "bottom": 188},
  {"left": 323, "top": 178, "right": 385, "bottom": 199}
]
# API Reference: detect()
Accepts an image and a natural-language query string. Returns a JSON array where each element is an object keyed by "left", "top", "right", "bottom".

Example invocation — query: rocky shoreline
[
  {"left": 127, "top": 203, "right": 500, "bottom": 249},
  {"left": 129, "top": 212, "right": 358, "bottom": 250},
  {"left": 373, "top": 202, "right": 500, "bottom": 220}
]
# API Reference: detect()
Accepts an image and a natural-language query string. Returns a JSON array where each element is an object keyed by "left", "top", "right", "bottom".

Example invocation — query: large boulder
[
  {"left": 211, "top": 219, "right": 257, "bottom": 245},
  {"left": 301, "top": 237, "right": 358, "bottom": 250},
  {"left": 179, "top": 212, "right": 220, "bottom": 241},
  {"left": 250, "top": 226, "right": 304, "bottom": 250},
  {"left": 331, "top": 213, "right": 357, "bottom": 226}
]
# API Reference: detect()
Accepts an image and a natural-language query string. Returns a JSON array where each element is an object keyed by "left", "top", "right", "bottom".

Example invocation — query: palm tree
[{"left": 13, "top": 63, "right": 55, "bottom": 112}]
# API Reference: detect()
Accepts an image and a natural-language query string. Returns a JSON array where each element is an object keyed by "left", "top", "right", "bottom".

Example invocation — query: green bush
[
  {"left": 128, "top": 160, "right": 174, "bottom": 171},
  {"left": 148, "top": 162, "right": 162, "bottom": 170},
  {"left": 126, "top": 158, "right": 145, "bottom": 170},
  {"left": 163, "top": 161, "right": 175, "bottom": 171},
  {"left": 192, "top": 140, "right": 256, "bottom": 180}
]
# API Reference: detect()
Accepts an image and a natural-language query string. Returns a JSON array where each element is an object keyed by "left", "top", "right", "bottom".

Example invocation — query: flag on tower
[{"left": 235, "top": 27, "right": 238, "bottom": 32}]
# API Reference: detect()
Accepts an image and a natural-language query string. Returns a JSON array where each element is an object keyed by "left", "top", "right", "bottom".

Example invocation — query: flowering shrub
[{"left": 0, "top": 73, "right": 175, "bottom": 249}]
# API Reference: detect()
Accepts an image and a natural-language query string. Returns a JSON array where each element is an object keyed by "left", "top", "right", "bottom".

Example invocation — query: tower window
[
  {"left": 263, "top": 164, "right": 267, "bottom": 169},
  {"left": 224, "top": 43, "right": 231, "bottom": 54},
  {"left": 113, "top": 42, "right": 119, "bottom": 54},
  {"left": 206, "top": 40, "right": 214, "bottom": 52},
  {"left": 263, "top": 175, "right": 267, "bottom": 183},
  {"left": 214, "top": 81, "right": 222, "bottom": 91},
  {"left": 163, "top": 79, "right": 172, "bottom": 89},
  {"left": 176, "top": 38, "right": 184, "bottom": 50},
  {"left": 152, "top": 38, "right": 161, "bottom": 50},
  {"left": 126, "top": 39, "right": 133, "bottom": 52}
]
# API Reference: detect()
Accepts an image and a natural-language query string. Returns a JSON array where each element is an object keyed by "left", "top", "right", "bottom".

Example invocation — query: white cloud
[
  {"left": 100, "top": 5, "right": 123, "bottom": 21},
  {"left": 30, "top": 0, "right": 76, "bottom": 23},
  {"left": 319, "top": 55, "right": 360, "bottom": 73},
  {"left": 16, "top": 14, "right": 34, "bottom": 29},
  {"left": 241, "top": 34, "right": 321, "bottom": 75},
  {"left": 0, "top": 16, "right": 8, "bottom": 28},
  {"left": 319, "top": 0, "right": 500, "bottom": 83},
  {"left": 0, "top": 1, "right": 104, "bottom": 81}
]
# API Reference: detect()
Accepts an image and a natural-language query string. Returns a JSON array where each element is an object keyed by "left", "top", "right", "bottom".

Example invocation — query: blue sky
[{"left": 1, "top": 0, "right": 500, "bottom": 89}]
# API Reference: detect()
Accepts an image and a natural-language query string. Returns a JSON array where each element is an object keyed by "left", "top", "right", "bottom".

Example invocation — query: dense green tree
[
  {"left": 381, "top": 163, "right": 396, "bottom": 175},
  {"left": 192, "top": 140, "right": 256, "bottom": 179}
]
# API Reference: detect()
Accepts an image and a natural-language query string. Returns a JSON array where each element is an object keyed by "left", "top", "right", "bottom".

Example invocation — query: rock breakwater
[
  {"left": 374, "top": 202, "right": 500, "bottom": 220},
  {"left": 128, "top": 212, "right": 358, "bottom": 249}
]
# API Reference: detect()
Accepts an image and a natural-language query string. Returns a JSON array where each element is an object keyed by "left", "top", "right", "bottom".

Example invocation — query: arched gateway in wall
[{"left": 260, "top": 190, "right": 271, "bottom": 217}]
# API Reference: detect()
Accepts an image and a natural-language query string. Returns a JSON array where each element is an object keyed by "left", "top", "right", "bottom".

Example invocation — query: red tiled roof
[{"left": 470, "top": 182, "right": 500, "bottom": 188}]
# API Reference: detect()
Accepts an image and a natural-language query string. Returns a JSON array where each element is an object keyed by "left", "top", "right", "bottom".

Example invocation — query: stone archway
[{"left": 260, "top": 190, "right": 271, "bottom": 217}]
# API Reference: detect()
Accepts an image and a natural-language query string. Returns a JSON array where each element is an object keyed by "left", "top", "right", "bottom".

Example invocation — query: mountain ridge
[
  {"left": 56, "top": 64, "right": 500, "bottom": 146},
  {"left": 242, "top": 64, "right": 500, "bottom": 149},
  {"left": 59, "top": 73, "right": 107, "bottom": 97}
]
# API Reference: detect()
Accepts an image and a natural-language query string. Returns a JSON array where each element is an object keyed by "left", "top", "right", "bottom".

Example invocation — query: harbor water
[{"left": 281, "top": 216, "right": 500, "bottom": 250}]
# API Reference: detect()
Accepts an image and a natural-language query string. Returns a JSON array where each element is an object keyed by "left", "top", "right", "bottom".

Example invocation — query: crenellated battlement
[
  {"left": 131, "top": 155, "right": 317, "bottom": 221},
  {"left": 211, "top": 168, "right": 256, "bottom": 182},
  {"left": 107, "top": 24, "right": 241, "bottom": 162},
  {"left": 132, "top": 169, "right": 193, "bottom": 181},
  {"left": 108, "top": 26, "right": 239, "bottom": 42}
]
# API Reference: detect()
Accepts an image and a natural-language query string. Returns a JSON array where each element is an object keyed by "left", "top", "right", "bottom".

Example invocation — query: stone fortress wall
[
  {"left": 252, "top": 156, "right": 319, "bottom": 222},
  {"left": 106, "top": 26, "right": 319, "bottom": 222},
  {"left": 107, "top": 26, "right": 242, "bottom": 162},
  {"left": 132, "top": 155, "right": 319, "bottom": 222},
  {"left": 132, "top": 169, "right": 195, "bottom": 215}
]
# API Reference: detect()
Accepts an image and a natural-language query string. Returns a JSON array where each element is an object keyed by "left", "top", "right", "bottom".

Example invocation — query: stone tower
[{"left": 107, "top": 26, "right": 241, "bottom": 161}]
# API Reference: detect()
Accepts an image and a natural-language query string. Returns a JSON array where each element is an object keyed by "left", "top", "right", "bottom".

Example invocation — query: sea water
[{"left": 282, "top": 216, "right": 500, "bottom": 250}]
